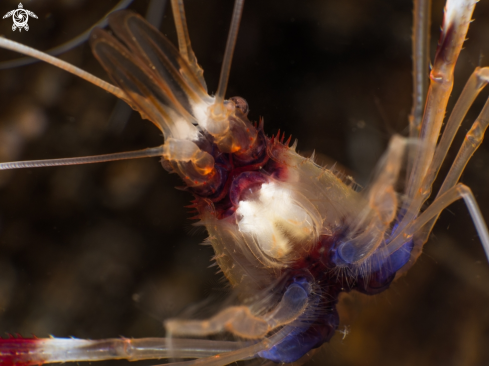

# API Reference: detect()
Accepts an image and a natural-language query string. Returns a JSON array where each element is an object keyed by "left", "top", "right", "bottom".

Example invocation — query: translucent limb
[
  {"left": 393, "top": 0, "right": 477, "bottom": 239},
  {"left": 409, "top": 0, "right": 431, "bottom": 139},
  {"left": 0, "top": 337, "right": 242, "bottom": 365},
  {"left": 415, "top": 82, "right": 489, "bottom": 250},
  {"left": 170, "top": 0, "right": 207, "bottom": 90},
  {"left": 0, "top": 38, "right": 127, "bottom": 103},
  {"left": 161, "top": 329, "right": 290, "bottom": 366},
  {"left": 406, "top": 0, "right": 431, "bottom": 183},
  {"left": 109, "top": 0, "right": 169, "bottom": 134},
  {"left": 104, "top": 11, "right": 210, "bottom": 106},
  {"left": 395, "top": 68, "right": 489, "bottom": 268},
  {"left": 90, "top": 23, "right": 202, "bottom": 140},
  {"left": 165, "top": 281, "right": 309, "bottom": 339},
  {"left": 0, "top": 146, "right": 164, "bottom": 170},
  {"left": 162, "top": 138, "right": 220, "bottom": 188},
  {"left": 90, "top": 11, "right": 225, "bottom": 193},
  {"left": 422, "top": 68, "right": 489, "bottom": 193},
  {"left": 0, "top": 15, "right": 219, "bottom": 189},
  {"left": 165, "top": 306, "right": 270, "bottom": 339},
  {"left": 337, "top": 135, "right": 406, "bottom": 264},
  {"left": 386, "top": 184, "right": 489, "bottom": 263}
]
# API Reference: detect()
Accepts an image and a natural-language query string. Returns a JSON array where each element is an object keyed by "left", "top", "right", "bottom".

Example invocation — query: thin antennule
[
  {"left": 0, "top": 146, "right": 164, "bottom": 170},
  {"left": 213, "top": 0, "right": 245, "bottom": 110},
  {"left": 0, "top": 37, "right": 128, "bottom": 103}
]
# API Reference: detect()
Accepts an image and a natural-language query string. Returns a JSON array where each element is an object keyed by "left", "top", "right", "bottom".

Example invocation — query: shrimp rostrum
[{"left": 0, "top": 0, "right": 488, "bottom": 364}]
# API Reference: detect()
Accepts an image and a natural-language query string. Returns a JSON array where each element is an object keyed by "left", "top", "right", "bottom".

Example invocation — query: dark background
[{"left": 0, "top": 0, "right": 488, "bottom": 365}]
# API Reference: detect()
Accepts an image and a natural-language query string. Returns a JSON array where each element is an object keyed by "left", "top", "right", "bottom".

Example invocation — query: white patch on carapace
[
  {"left": 172, "top": 117, "right": 200, "bottom": 140},
  {"left": 192, "top": 99, "right": 214, "bottom": 128},
  {"left": 236, "top": 182, "right": 316, "bottom": 260},
  {"left": 165, "top": 108, "right": 200, "bottom": 141}
]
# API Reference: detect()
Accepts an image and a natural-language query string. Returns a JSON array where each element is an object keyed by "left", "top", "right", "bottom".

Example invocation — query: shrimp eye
[{"left": 230, "top": 96, "right": 249, "bottom": 116}]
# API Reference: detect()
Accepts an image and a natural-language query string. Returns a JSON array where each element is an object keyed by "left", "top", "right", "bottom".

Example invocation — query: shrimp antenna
[
  {"left": 0, "top": 38, "right": 128, "bottom": 103},
  {"left": 212, "top": 0, "right": 245, "bottom": 115},
  {"left": 0, "top": 146, "right": 164, "bottom": 170}
]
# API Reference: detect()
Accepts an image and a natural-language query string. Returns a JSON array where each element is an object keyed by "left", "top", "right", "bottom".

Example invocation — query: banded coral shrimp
[{"left": 0, "top": 0, "right": 488, "bottom": 365}]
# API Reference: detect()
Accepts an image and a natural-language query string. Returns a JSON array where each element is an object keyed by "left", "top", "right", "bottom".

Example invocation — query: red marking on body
[{"left": 0, "top": 337, "right": 44, "bottom": 366}]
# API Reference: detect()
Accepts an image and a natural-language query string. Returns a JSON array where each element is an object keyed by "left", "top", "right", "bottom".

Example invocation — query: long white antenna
[
  {"left": 0, "top": 146, "right": 164, "bottom": 170},
  {"left": 0, "top": 37, "right": 128, "bottom": 102}
]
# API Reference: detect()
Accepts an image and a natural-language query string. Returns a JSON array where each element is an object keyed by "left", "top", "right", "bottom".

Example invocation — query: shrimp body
[
  {"left": 194, "top": 141, "right": 412, "bottom": 362},
  {"left": 86, "top": 10, "right": 416, "bottom": 362}
]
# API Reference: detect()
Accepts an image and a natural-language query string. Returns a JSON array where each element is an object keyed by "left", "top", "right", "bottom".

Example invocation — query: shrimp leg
[
  {"left": 0, "top": 338, "right": 243, "bottom": 365},
  {"left": 416, "top": 90, "right": 489, "bottom": 244},
  {"left": 0, "top": 333, "right": 288, "bottom": 366},
  {"left": 409, "top": 68, "right": 489, "bottom": 258},
  {"left": 335, "top": 135, "right": 406, "bottom": 265},
  {"left": 0, "top": 282, "right": 311, "bottom": 365},
  {"left": 397, "top": 0, "right": 477, "bottom": 236},
  {"left": 424, "top": 68, "right": 489, "bottom": 192},
  {"left": 386, "top": 183, "right": 489, "bottom": 262},
  {"left": 407, "top": 0, "right": 431, "bottom": 174},
  {"left": 165, "top": 280, "right": 310, "bottom": 339}
]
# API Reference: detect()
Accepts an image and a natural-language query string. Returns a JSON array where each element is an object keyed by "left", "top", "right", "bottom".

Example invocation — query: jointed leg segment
[
  {"left": 416, "top": 74, "right": 489, "bottom": 249},
  {"left": 165, "top": 281, "right": 310, "bottom": 339},
  {"left": 387, "top": 0, "right": 489, "bottom": 268},
  {"left": 386, "top": 183, "right": 489, "bottom": 262},
  {"left": 394, "top": 0, "right": 477, "bottom": 241}
]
